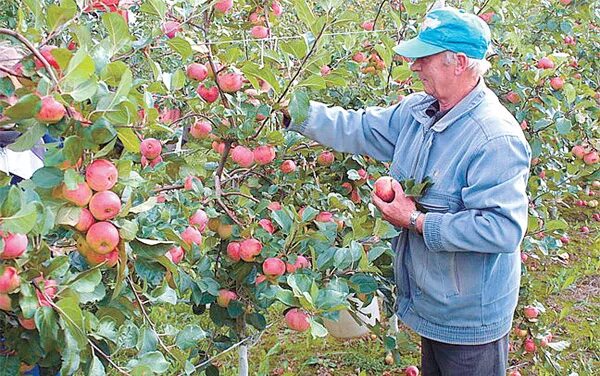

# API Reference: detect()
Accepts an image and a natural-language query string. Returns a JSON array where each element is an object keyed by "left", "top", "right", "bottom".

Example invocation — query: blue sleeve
[
  {"left": 423, "top": 135, "right": 531, "bottom": 254},
  {"left": 287, "top": 100, "right": 407, "bottom": 162}
]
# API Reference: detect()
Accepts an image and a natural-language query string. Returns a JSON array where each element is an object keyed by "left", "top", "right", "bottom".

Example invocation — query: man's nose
[{"left": 409, "top": 60, "right": 419, "bottom": 71}]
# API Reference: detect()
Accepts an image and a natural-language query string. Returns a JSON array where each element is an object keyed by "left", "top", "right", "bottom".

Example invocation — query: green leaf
[
  {"left": 241, "top": 62, "right": 281, "bottom": 93},
  {"left": 89, "top": 355, "right": 106, "bottom": 376},
  {"left": 292, "top": 0, "right": 316, "bottom": 29},
  {"left": 175, "top": 325, "right": 207, "bottom": 350},
  {"left": 35, "top": 306, "right": 59, "bottom": 351},
  {"left": 70, "top": 268, "right": 103, "bottom": 293},
  {"left": 247, "top": 312, "right": 267, "bottom": 330},
  {"left": 563, "top": 83, "right": 576, "bottom": 104},
  {"left": 4, "top": 94, "right": 41, "bottom": 121},
  {"left": 166, "top": 37, "right": 192, "bottom": 60},
  {"left": 1, "top": 185, "right": 22, "bottom": 218},
  {"left": 547, "top": 340, "right": 570, "bottom": 351},
  {"left": 67, "top": 76, "right": 99, "bottom": 101},
  {"left": 280, "top": 38, "right": 308, "bottom": 59},
  {"left": 57, "top": 297, "right": 85, "bottom": 331},
  {"left": 297, "top": 75, "right": 326, "bottom": 90},
  {"left": 101, "top": 61, "right": 129, "bottom": 86},
  {"left": 62, "top": 49, "right": 95, "bottom": 86},
  {"left": 63, "top": 135, "right": 84, "bottom": 163},
  {"left": 555, "top": 118, "right": 572, "bottom": 135},
  {"left": 129, "top": 196, "right": 157, "bottom": 214},
  {"left": 309, "top": 318, "right": 328, "bottom": 338},
  {"left": 56, "top": 206, "right": 81, "bottom": 226},
  {"left": 289, "top": 89, "right": 310, "bottom": 126},
  {"left": 271, "top": 209, "right": 293, "bottom": 233},
  {"left": 7, "top": 122, "right": 46, "bottom": 152},
  {"left": 227, "top": 300, "right": 244, "bottom": 318},
  {"left": 0, "top": 355, "right": 20, "bottom": 376},
  {"left": 349, "top": 274, "right": 378, "bottom": 294},
  {"left": 140, "top": 0, "right": 167, "bottom": 17},
  {"left": 127, "top": 351, "right": 169, "bottom": 374},
  {"left": 64, "top": 168, "right": 84, "bottom": 190},
  {"left": 102, "top": 12, "right": 131, "bottom": 55},
  {"left": 1, "top": 202, "right": 38, "bottom": 234},
  {"left": 46, "top": 0, "right": 77, "bottom": 33},
  {"left": 31, "top": 167, "right": 64, "bottom": 189}
]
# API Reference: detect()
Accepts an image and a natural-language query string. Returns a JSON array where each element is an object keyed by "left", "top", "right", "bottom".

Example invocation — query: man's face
[{"left": 409, "top": 51, "right": 455, "bottom": 99}]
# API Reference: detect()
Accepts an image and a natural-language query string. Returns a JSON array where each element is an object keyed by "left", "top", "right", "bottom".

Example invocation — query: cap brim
[{"left": 393, "top": 37, "right": 446, "bottom": 58}]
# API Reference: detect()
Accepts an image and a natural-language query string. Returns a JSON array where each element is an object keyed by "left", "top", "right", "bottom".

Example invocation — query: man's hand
[{"left": 371, "top": 179, "right": 417, "bottom": 229}]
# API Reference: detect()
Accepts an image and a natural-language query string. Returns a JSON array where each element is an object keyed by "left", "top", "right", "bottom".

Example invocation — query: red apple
[
  {"left": 140, "top": 138, "right": 162, "bottom": 160},
  {"left": 1, "top": 233, "right": 28, "bottom": 259},
  {"left": 89, "top": 191, "right": 121, "bottom": 221},
  {"left": 280, "top": 160, "right": 296, "bottom": 173},
  {"left": 162, "top": 21, "right": 180, "bottom": 38},
  {"left": 166, "top": 246, "right": 184, "bottom": 264},
  {"left": 197, "top": 84, "right": 219, "bottom": 103},
  {"left": 478, "top": 12, "right": 494, "bottom": 24},
  {"left": 536, "top": 56, "right": 555, "bottom": 69},
  {"left": 86, "top": 221, "right": 120, "bottom": 254},
  {"left": 214, "top": 0, "right": 233, "bottom": 13},
  {"left": 523, "top": 306, "right": 539, "bottom": 320},
  {"left": 35, "top": 45, "right": 60, "bottom": 70},
  {"left": 524, "top": 338, "right": 536, "bottom": 353},
  {"left": 181, "top": 226, "right": 202, "bottom": 246},
  {"left": 190, "top": 120, "right": 212, "bottom": 139},
  {"left": 253, "top": 145, "right": 276, "bottom": 165},
  {"left": 509, "top": 371, "right": 521, "bottom": 376},
  {"left": 580, "top": 226, "right": 590, "bottom": 233},
  {"left": 320, "top": 65, "right": 331, "bottom": 76},
  {"left": 186, "top": 63, "right": 208, "bottom": 81},
  {"left": 75, "top": 208, "right": 95, "bottom": 232},
  {"left": 35, "top": 96, "right": 65, "bottom": 123},
  {"left": 571, "top": 145, "right": 586, "bottom": 159},
  {"left": 259, "top": 219, "right": 275, "bottom": 234},
  {"left": 352, "top": 52, "right": 367, "bottom": 63},
  {"left": 285, "top": 308, "right": 310, "bottom": 332},
  {"left": 559, "top": 0, "right": 572, "bottom": 5},
  {"left": 374, "top": 176, "right": 395, "bottom": 202},
  {"left": 190, "top": 209, "right": 209, "bottom": 232},
  {"left": 505, "top": 91, "right": 520, "bottom": 104},
  {"left": 217, "top": 72, "right": 243, "bottom": 93},
  {"left": 231, "top": 146, "right": 255, "bottom": 167},
  {"left": 268, "top": 201, "right": 282, "bottom": 211},
  {"left": 239, "top": 238, "right": 262, "bottom": 261},
  {"left": 85, "top": 248, "right": 119, "bottom": 267},
  {"left": 315, "top": 211, "right": 334, "bottom": 222},
  {"left": 34, "top": 277, "right": 58, "bottom": 307},
  {"left": 317, "top": 151, "right": 335, "bottom": 166},
  {"left": 62, "top": 182, "right": 93, "bottom": 207},
  {"left": 405, "top": 366, "right": 419, "bottom": 376},
  {"left": 212, "top": 141, "right": 225, "bottom": 154},
  {"left": 271, "top": 1, "right": 283, "bottom": 16},
  {"left": 286, "top": 255, "right": 310, "bottom": 273},
  {"left": 583, "top": 151, "right": 599, "bottom": 165},
  {"left": 19, "top": 315, "right": 36, "bottom": 330},
  {"left": 85, "top": 159, "right": 118, "bottom": 191},
  {"left": 216, "top": 289, "right": 237, "bottom": 307},
  {"left": 550, "top": 77, "right": 564, "bottom": 90},
  {"left": 184, "top": 176, "right": 200, "bottom": 190},
  {"left": 0, "top": 266, "right": 20, "bottom": 293},
  {"left": 251, "top": 26, "right": 269, "bottom": 39},
  {"left": 0, "top": 293, "right": 12, "bottom": 311},
  {"left": 226, "top": 242, "right": 241, "bottom": 262}
]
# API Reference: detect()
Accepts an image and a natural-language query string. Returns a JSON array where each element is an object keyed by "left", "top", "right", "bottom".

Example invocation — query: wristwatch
[{"left": 408, "top": 210, "right": 422, "bottom": 232}]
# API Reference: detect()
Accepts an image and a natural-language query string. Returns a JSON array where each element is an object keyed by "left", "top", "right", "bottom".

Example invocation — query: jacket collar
[{"left": 409, "top": 78, "right": 488, "bottom": 132}]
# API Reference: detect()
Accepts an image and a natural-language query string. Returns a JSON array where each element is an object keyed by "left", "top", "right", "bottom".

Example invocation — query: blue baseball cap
[{"left": 393, "top": 7, "right": 491, "bottom": 59}]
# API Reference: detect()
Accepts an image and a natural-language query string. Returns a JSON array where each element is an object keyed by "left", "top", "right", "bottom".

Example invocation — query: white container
[{"left": 323, "top": 296, "right": 380, "bottom": 339}]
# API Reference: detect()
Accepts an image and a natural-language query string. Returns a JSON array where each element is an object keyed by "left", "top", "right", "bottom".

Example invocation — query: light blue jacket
[{"left": 288, "top": 79, "right": 531, "bottom": 345}]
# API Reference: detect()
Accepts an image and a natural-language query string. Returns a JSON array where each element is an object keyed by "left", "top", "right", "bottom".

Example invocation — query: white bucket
[{"left": 323, "top": 296, "right": 380, "bottom": 339}]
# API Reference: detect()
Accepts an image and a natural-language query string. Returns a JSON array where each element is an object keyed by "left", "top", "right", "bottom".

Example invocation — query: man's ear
[{"left": 454, "top": 53, "right": 469, "bottom": 74}]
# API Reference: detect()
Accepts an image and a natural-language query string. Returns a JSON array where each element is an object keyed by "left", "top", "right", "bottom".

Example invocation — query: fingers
[{"left": 391, "top": 179, "right": 404, "bottom": 194}]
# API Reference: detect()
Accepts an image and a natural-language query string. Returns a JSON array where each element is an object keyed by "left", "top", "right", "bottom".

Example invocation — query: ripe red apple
[
  {"left": 231, "top": 146, "right": 255, "bottom": 167},
  {"left": 227, "top": 242, "right": 241, "bottom": 262},
  {"left": 317, "top": 151, "right": 335, "bottom": 166},
  {"left": 253, "top": 145, "right": 276, "bottom": 165},
  {"left": 62, "top": 182, "right": 93, "bottom": 207},
  {"left": 181, "top": 226, "right": 202, "bottom": 246},
  {"left": 190, "top": 209, "right": 209, "bottom": 232},
  {"left": 271, "top": 1, "right": 283, "bottom": 16},
  {"left": 19, "top": 315, "right": 36, "bottom": 330},
  {"left": 374, "top": 176, "right": 395, "bottom": 202},
  {"left": 239, "top": 238, "right": 262, "bottom": 261},
  {"left": 285, "top": 308, "right": 310, "bottom": 332},
  {"left": 34, "top": 277, "right": 58, "bottom": 307},
  {"left": 255, "top": 274, "right": 267, "bottom": 285},
  {"left": 550, "top": 77, "right": 564, "bottom": 90},
  {"left": 141, "top": 155, "right": 163, "bottom": 168},
  {"left": 85, "top": 248, "right": 118, "bottom": 267},
  {"left": 580, "top": 226, "right": 590, "bottom": 233},
  {"left": 248, "top": 11, "right": 263, "bottom": 24},
  {"left": 286, "top": 255, "right": 310, "bottom": 273},
  {"left": 536, "top": 56, "right": 555, "bottom": 69},
  {"left": 583, "top": 151, "right": 599, "bottom": 165},
  {"left": 212, "top": 141, "right": 226, "bottom": 154},
  {"left": 217, "top": 72, "right": 243, "bottom": 93},
  {"left": 560, "top": 235, "right": 570, "bottom": 244},
  {"left": 197, "top": 84, "right": 219, "bottom": 103},
  {"left": 524, "top": 338, "right": 536, "bottom": 353},
  {"left": 478, "top": 12, "right": 494, "bottom": 24},
  {"left": 520, "top": 252, "right": 528, "bottom": 263},
  {"left": 0, "top": 266, "right": 20, "bottom": 293},
  {"left": 75, "top": 208, "right": 95, "bottom": 232},
  {"left": 214, "top": 0, "right": 233, "bottom": 13},
  {"left": 268, "top": 201, "right": 282, "bottom": 211},
  {"left": 89, "top": 191, "right": 121, "bottom": 221},
  {"left": 352, "top": 52, "right": 367, "bottom": 63},
  {"left": 35, "top": 96, "right": 65, "bottom": 124},
  {"left": 320, "top": 65, "right": 331, "bottom": 76},
  {"left": 85, "top": 159, "right": 118, "bottom": 191},
  {"left": 216, "top": 289, "right": 237, "bottom": 307},
  {"left": 523, "top": 306, "right": 539, "bottom": 320},
  {"left": 505, "top": 91, "right": 520, "bottom": 104},
  {"left": 405, "top": 366, "right": 419, "bottom": 376},
  {"left": 520, "top": 120, "right": 528, "bottom": 130},
  {"left": 315, "top": 211, "right": 334, "bottom": 222},
  {"left": 509, "top": 371, "right": 522, "bottom": 376},
  {"left": 572, "top": 145, "right": 586, "bottom": 159},
  {"left": 166, "top": 246, "right": 184, "bottom": 264},
  {"left": 280, "top": 160, "right": 296, "bottom": 173},
  {"left": 140, "top": 138, "right": 162, "bottom": 160},
  {"left": 559, "top": 0, "right": 572, "bottom": 5},
  {"left": 0, "top": 293, "right": 12, "bottom": 311},
  {"left": 514, "top": 326, "right": 528, "bottom": 338},
  {"left": 1, "top": 233, "right": 28, "bottom": 259},
  {"left": 184, "top": 176, "right": 200, "bottom": 191},
  {"left": 186, "top": 63, "right": 208, "bottom": 81},
  {"left": 162, "top": 21, "right": 180, "bottom": 38},
  {"left": 190, "top": 120, "right": 212, "bottom": 139},
  {"left": 361, "top": 21, "right": 374, "bottom": 31},
  {"left": 86, "top": 221, "right": 120, "bottom": 254},
  {"left": 251, "top": 26, "right": 269, "bottom": 39},
  {"left": 35, "top": 45, "right": 60, "bottom": 70},
  {"left": 259, "top": 219, "right": 275, "bottom": 234}
]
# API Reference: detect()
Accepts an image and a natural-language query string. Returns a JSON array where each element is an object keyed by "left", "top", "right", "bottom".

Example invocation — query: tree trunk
[{"left": 238, "top": 344, "right": 249, "bottom": 376}]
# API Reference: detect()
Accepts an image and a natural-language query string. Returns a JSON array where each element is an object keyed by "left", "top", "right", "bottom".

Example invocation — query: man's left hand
[{"left": 370, "top": 179, "right": 417, "bottom": 229}]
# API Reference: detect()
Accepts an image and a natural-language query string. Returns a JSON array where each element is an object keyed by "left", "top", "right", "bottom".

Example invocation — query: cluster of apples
[
  {"left": 186, "top": 60, "right": 245, "bottom": 103},
  {"left": 571, "top": 144, "right": 599, "bottom": 165},
  {"left": 140, "top": 138, "right": 163, "bottom": 168},
  {"left": 59, "top": 159, "right": 121, "bottom": 267},
  {"left": 165, "top": 208, "right": 209, "bottom": 265},
  {"left": 247, "top": 1, "right": 283, "bottom": 39}
]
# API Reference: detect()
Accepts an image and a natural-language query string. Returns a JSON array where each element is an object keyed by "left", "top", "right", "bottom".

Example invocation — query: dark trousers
[{"left": 421, "top": 334, "right": 509, "bottom": 376}]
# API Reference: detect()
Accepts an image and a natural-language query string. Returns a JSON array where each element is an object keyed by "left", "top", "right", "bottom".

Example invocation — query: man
[{"left": 285, "top": 7, "right": 531, "bottom": 375}]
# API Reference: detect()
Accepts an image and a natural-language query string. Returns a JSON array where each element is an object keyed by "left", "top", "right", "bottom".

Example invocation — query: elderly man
[{"left": 286, "top": 7, "right": 531, "bottom": 375}]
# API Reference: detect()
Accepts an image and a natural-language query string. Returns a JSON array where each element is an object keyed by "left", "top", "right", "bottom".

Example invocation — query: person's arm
[
  {"left": 423, "top": 135, "right": 531, "bottom": 254},
  {"left": 286, "top": 100, "right": 408, "bottom": 162}
]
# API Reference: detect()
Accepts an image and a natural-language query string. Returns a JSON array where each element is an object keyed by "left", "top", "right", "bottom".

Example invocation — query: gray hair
[{"left": 443, "top": 50, "right": 491, "bottom": 77}]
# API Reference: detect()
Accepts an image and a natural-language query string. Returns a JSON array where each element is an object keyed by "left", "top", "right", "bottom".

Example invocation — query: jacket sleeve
[
  {"left": 423, "top": 134, "right": 531, "bottom": 254},
  {"left": 286, "top": 100, "right": 406, "bottom": 162}
]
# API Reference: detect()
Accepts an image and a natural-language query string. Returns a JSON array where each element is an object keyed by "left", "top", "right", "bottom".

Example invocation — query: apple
[
  {"left": 550, "top": 77, "right": 564, "bottom": 90},
  {"left": 523, "top": 306, "right": 539, "bottom": 320},
  {"left": 216, "top": 289, "right": 237, "bottom": 307},
  {"left": 524, "top": 338, "right": 536, "bottom": 353},
  {"left": 89, "top": 191, "right": 121, "bottom": 221},
  {"left": 162, "top": 21, "right": 180, "bottom": 38},
  {"left": 62, "top": 182, "right": 93, "bottom": 207},
  {"left": 374, "top": 176, "right": 395, "bottom": 202},
  {"left": 18, "top": 315, "right": 36, "bottom": 330},
  {"left": 559, "top": 0, "right": 572, "bottom": 5},
  {"left": 34, "top": 277, "right": 58, "bottom": 307},
  {"left": 1, "top": 233, "right": 28, "bottom": 259},
  {"left": 280, "top": 160, "right": 297, "bottom": 173},
  {"left": 514, "top": 326, "right": 528, "bottom": 338},
  {"left": 271, "top": 1, "right": 283, "bottom": 16},
  {"left": 75, "top": 208, "right": 95, "bottom": 232},
  {"left": 478, "top": 12, "right": 494, "bottom": 24},
  {"left": 0, "top": 294, "right": 12, "bottom": 311},
  {"left": 320, "top": 65, "right": 331, "bottom": 76},
  {"left": 166, "top": 246, "right": 184, "bottom": 264},
  {"left": 231, "top": 146, "right": 255, "bottom": 167},
  {"left": 286, "top": 255, "right": 310, "bottom": 273},
  {"left": 86, "top": 222, "right": 120, "bottom": 254},
  {"left": 35, "top": 96, "right": 65, "bottom": 123},
  {"left": 190, "top": 120, "right": 212, "bottom": 139},
  {"left": 583, "top": 151, "right": 599, "bottom": 165},
  {"left": 405, "top": 366, "right": 419, "bottom": 376},
  {"left": 520, "top": 252, "right": 528, "bottom": 263},
  {"left": 186, "top": 63, "right": 208, "bottom": 81},
  {"left": 255, "top": 274, "right": 267, "bottom": 285},
  {"left": 217, "top": 72, "right": 243, "bottom": 93},
  {"left": 249, "top": 11, "right": 263, "bottom": 24},
  {"left": 509, "top": 371, "right": 522, "bottom": 376},
  {"left": 341, "top": 182, "right": 353, "bottom": 193},
  {"left": 258, "top": 219, "right": 275, "bottom": 234},
  {"left": 571, "top": 145, "right": 586, "bottom": 159},
  {"left": 285, "top": 308, "right": 310, "bottom": 332},
  {"left": 268, "top": 201, "right": 282, "bottom": 211},
  {"left": 181, "top": 226, "right": 203, "bottom": 246},
  {"left": 197, "top": 84, "right": 219, "bottom": 103},
  {"left": 226, "top": 242, "right": 241, "bottom": 262},
  {"left": 140, "top": 138, "right": 162, "bottom": 160},
  {"left": 361, "top": 21, "right": 374, "bottom": 31},
  {"left": 214, "top": 0, "right": 233, "bottom": 13},
  {"left": 520, "top": 120, "right": 528, "bottom": 130},
  {"left": 580, "top": 226, "right": 590, "bottom": 233},
  {"left": 190, "top": 209, "right": 209, "bottom": 232},
  {"left": 251, "top": 26, "right": 269, "bottom": 39},
  {"left": 352, "top": 52, "right": 367, "bottom": 63},
  {"left": 84, "top": 248, "right": 119, "bottom": 267},
  {"left": 317, "top": 151, "right": 335, "bottom": 166},
  {"left": 239, "top": 238, "right": 262, "bottom": 261},
  {"left": 560, "top": 235, "right": 570, "bottom": 244},
  {"left": 505, "top": 91, "right": 520, "bottom": 104},
  {"left": 536, "top": 56, "right": 555, "bottom": 69},
  {"left": 35, "top": 45, "right": 60, "bottom": 70},
  {"left": 85, "top": 159, "right": 118, "bottom": 191},
  {"left": 253, "top": 145, "right": 276, "bottom": 165},
  {"left": 0, "top": 266, "right": 20, "bottom": 293},
  {"left": 315, "top": 211, "right": 334, "bottom": 222}
]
